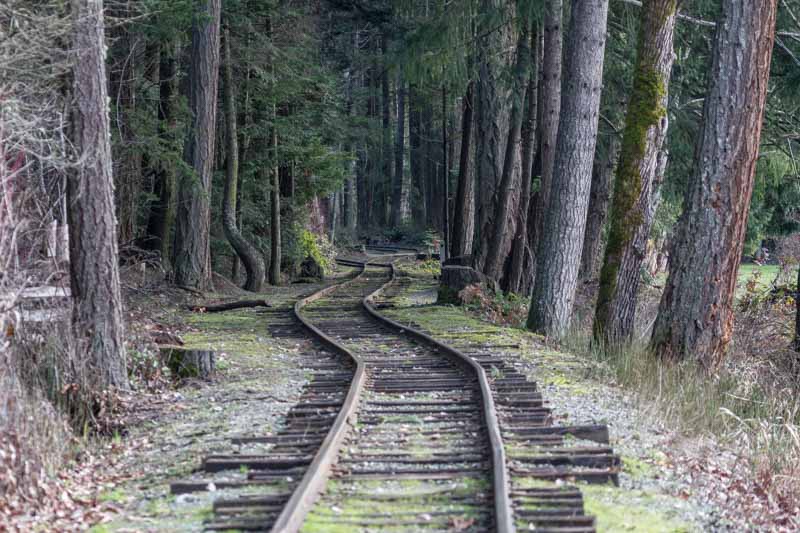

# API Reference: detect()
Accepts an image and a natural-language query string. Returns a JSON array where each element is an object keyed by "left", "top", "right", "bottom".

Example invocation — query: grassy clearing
[{"left": 654, "top": 263, "right": 784, "bottom": 297}]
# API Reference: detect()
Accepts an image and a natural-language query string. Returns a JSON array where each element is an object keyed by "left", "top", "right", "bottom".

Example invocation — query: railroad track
[
  {"left": 168, "top": 268, "right": 364, "bottom": 531},
  {"left": 171, "top": 247, "right": 615, "bottom": 532},
  {"left": 292, "top": 257, "right": 513, "bottom": 532},
  {"left": 375, "top": 259, "right": 621, "bottom": 531}
]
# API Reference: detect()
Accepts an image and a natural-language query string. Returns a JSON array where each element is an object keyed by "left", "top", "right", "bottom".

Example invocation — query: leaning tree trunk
[
  {"left": 173, "top": 0, "right": 221, "bottom": 290},
  {"left": 484, "top": 21, "right": 532, "bottom": 281},
  {"left": 391, "top": 75, "right": 406, "bottom": 227},
  {"left": 594, "top": 0, "right": 677, "bottom": 345},
  {"left": 508, "top": 30, "right": 540, "bottom": 294},
  {"left": 527, "top": 0, "right": 610, "bottom": 337},
  {"left": 450, "top": 81, "right": 475, "bottom": 258},
  {"left": 221, "top": 26, "right": 265, "bottom": 292},
  {"left": 530, "top": 0, "right": 563, "bottom": 259},
  {"left": 144, "top": 39, "right": 178, "bottom": 263},
  {"left": 579, "top": 135, "right": 620, "bottom": 281},
  {"left": 68, "top": 0, "right": 128, "bottom": 389},
  {"left": 651, "top": 0, "right": 777, "bottom": 368}
]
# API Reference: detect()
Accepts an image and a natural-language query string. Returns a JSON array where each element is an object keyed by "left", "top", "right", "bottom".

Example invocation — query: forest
[{"left": 3, "top": 0, "right": 800, "bottom": 531}]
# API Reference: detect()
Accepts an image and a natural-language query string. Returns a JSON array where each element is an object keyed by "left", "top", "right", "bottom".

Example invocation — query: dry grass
[{"left": 565, "top": 270, "right": 800, "bottom": 525}]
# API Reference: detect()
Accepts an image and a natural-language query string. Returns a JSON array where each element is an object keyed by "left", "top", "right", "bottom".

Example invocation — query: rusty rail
[
  {"left": 269, "top": 262, "right": 369, "bottom": 533},
  {"left": 273, "top": 249, "right": 514, "bottom": 532},
  {"left": 362, "top": 260, "right": 515, "bottom": 533}
]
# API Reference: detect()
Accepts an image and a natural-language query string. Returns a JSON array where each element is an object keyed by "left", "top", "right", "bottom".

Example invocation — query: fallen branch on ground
[{"left": 188, "top": 299, "right": 272, "bottom": 313}]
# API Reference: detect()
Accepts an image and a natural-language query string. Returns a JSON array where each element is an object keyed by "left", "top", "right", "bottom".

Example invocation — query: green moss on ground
[
  {"left": 302, "top": 478, "right": 488, "bottom": 533},
  {"left": 97, "top": 299, "right": 310, "bottom": 531},
  {"left": 583, "top": 485, "right": 691, "bottom": 532},
  {"left": 381, "top": 263, "right": 703, "bottom": 532}
]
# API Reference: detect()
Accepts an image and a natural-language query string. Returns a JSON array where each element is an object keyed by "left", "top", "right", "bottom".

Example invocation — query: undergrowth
[
  {"left": 455, "top": 272, "right": 800, "bottom": 522},
  {"left": 567, "top": 268, "right": 800, "bottom": 522}
]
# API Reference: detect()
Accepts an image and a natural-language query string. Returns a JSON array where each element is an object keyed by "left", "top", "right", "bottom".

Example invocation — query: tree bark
[
  {"left": 473, "top": 0, "right": 514, "bottom": 271},
  {"left": 109, "top": 15, "right": 141, "bottom": 246},
  {"left": 508, "top": 30, "right": 540, "bottom": 294},
  {"left": 530, "top": 0, "right": 563, "bottom": 258},
  {"left": 594, "top": 0, "right": 677, "bottom": 344},
  {"left": 409, "top": 86, "right": 426, "bottom": 226},
  {"left": 391, "top": 75, "right": 406, "bottom": 227},
  {"left": 651, "top": 0, "right": 777, "bottom": 368},
  {"left": 222, "top": 26, "right": 265, "bottom": 292},
  {"left": 68, "top": 0, "right": 128, "bottom": 389},
  {"left": 579, "top": 135, "right": 620, "bottom": 282},
  {"left": 173, "top": 0, "right": 221, "bottom": 290},
  {"left": 269, "top": 108, "right": 281, "bottom": 284},
  {"left": 484, "top": 20, "right": 532, "bottom": 281},
  {"left": 450, "top": 81, "right": 476, "bottom": 258},
  {"left": 527, "top": 0, "right": 610, "bottom": 337},
  {"left": 442, "top": 86, "right": 450, "bottom": 259},
  {"left": 144, "top": 40, "right": 178, "bottom": 263},
  {"left": 379, "top": 33, "right": 392, "bottom": 227}
]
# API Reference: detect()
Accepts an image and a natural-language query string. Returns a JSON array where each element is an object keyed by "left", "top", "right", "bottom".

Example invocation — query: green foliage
[
  {"left": 300, "top": 229, "right": 331, "bottom": 270},
  {"left": 745, "top": 152, "right": 800, "bottom": 254}
]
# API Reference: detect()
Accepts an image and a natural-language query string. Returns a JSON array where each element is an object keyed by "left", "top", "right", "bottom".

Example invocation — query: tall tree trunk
[
  {"left": 442, "top": 86, "right": 450, "bottom": 259},
  {"left": 579, "top": 136, "right": 620, "bottom": 281},
  {"left": 360, "top": 59, "right": 378, "bottom": 228},
  {"left": 144, "top": 40, "right": 178, "bottom": 263},
  {"left": 109, "top": 15, "right": 141, "bottom": 246},
  {"left": 379, "top": 33, "right": 392, "bottom": 227},
  {"left": 527, "top": 0, "right": 610, "bottom": 337},
  {"left": 651, "top": 0, "right": 777, "bottom": 368},
  {"left": 530, "top": 0, "right": 563, "bottom": 258},
  {"left": 344, "top": 174, "right": 357, "bottom": 232},
  {"left": 222, "top": 26, "right": 265, "bottom": 292},
  {"left": 69, "top": 0, "right": 128, "bottom": 389},
  {"left": 485, "top": 20, "right": 532, "bottom": 281},
  {"left": 508, "top": 29, "right": 540, "bottom": 294},
  {"left": 594, "top": 0, "right": 677, "bottom": 344},
  {"left": 424, "top": 107, "right": 439, "bottom": 229},
  {"left": 451, "top": 81, "right": 476, "bottom": 258},
  {"left": 173, "top": 0, "right": 221, "bottom": 290},
  {"left": 409, "top": 86, "right": 426, "bottom": 226},
  {"left": 391, "top": 75, "right": 406, "bottom": 226},
  {"left": 473, "top": 0, "right": 514, "bottom": 271},
  {"left": 269, "top": 128, "right": 281, "bottom": 285}
]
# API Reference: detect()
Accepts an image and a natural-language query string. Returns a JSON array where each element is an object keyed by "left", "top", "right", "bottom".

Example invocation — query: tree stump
[
  {"left": 162, "top": 347, "right": 216, "bottom": 380},
  {"left": 438, "top": 265, "right": 491, "bottom": 304},
  {"left": 300, "top": 255, "right": 324, "bottom": 280}
]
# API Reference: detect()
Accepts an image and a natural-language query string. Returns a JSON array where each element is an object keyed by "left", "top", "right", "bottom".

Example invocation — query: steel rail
[
  {"left": 362, "top": 260, "right": 515, "bottom": 533},
  {"left": 273, "top": 249, "right": 513, "bottom": 533},
  {"left": 269, "top": 262, "right": 369, "bottom": 533}
]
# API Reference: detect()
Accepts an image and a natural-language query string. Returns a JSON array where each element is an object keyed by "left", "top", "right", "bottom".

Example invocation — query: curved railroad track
[
  {"left": 281, "top": 253, "right": 514, "bottom": 532},
  {"left": 172, "top": 246, "right": 613, "bottom": 532}
]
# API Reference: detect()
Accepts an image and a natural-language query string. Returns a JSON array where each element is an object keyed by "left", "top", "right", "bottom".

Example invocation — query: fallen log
[{"left": 189, "top": 299, "right": 271, "bottom": 313}]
